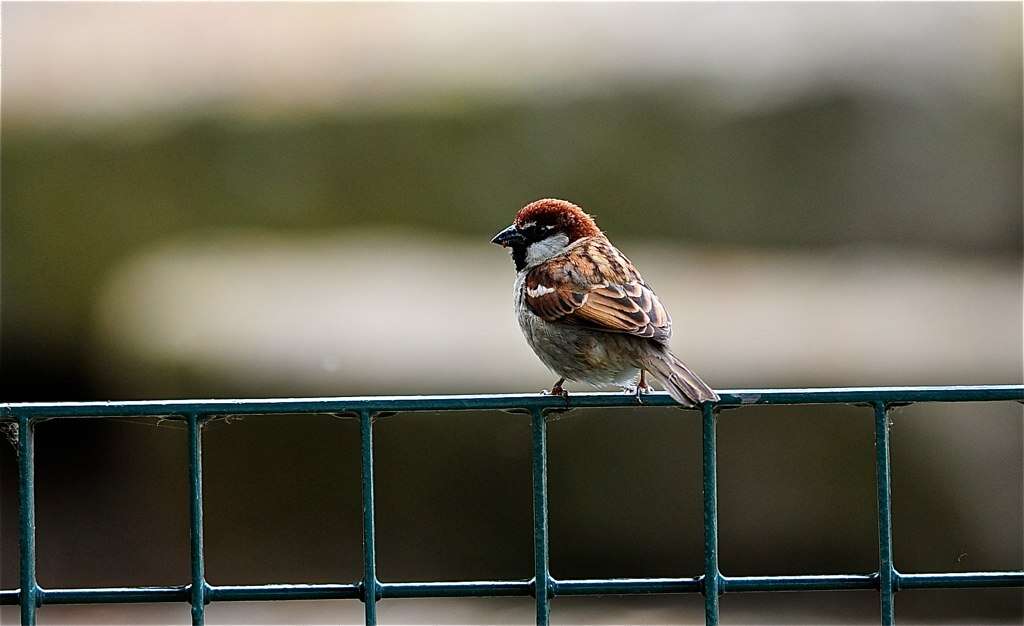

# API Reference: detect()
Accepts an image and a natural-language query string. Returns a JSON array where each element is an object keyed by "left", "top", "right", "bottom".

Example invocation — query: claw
[
  {"left": 625, "top": 370, "right": 654, "bottom": 404},
  {"left": 623, "top": 384, "right": 651, "bottom": 404}
]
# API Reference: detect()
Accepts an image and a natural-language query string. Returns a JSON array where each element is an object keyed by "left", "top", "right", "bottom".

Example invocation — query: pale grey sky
[{"left": 4, "top": 2, "right": 1017, "bottom": 124}]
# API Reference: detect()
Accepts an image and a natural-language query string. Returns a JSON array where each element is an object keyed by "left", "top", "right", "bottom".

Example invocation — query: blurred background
[{"left": 1, "top": 2, "right": 1021, "bottom": 625}]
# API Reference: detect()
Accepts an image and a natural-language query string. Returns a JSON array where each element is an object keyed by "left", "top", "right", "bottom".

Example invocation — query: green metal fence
[{"left": 2, "top": 385, "right": 1023, "bottom": 626}]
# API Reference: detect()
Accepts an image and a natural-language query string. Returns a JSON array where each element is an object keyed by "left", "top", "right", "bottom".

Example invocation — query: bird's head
[{"left": 491, "top": 199, "right": 601, "bottom": 271}]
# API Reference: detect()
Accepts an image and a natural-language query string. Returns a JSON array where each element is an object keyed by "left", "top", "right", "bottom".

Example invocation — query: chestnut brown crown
[{"left": 514, "top": 199, "right": 602, "bottom": 242}]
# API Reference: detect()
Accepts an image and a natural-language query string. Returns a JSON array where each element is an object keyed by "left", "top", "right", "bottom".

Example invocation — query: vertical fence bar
[
  {"left": 872, "top": 402, "right": 895, "bottom": 625},
  {"left": 187, "top": 414, "right": 207, "bottom": 626},
  {"left": 530, "top": 409, "right": 551, "bottom": 626},
  {"left": 701, "top": 403, "right": 721, "bottom": 626},
  {"left": 18, "top": 416, "right": 38, "bottom": 626},
  {"left": 359, "top": 410, "right": 379, "bottom": 626}
]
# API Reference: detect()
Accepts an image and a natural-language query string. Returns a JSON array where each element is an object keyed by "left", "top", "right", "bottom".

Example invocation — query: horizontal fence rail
[{"left": 2, "top": 385, "right": 1022, "bottom": 626}]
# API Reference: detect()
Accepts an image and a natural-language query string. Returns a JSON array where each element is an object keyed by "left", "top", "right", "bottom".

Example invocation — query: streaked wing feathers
[{"left": 524, "top": 237, "right": 672, "bottom": 342}]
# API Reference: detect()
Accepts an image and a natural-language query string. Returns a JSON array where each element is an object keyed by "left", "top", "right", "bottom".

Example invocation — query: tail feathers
[{"left": 644, "top": 350, "right": 720, "bottom": 407}]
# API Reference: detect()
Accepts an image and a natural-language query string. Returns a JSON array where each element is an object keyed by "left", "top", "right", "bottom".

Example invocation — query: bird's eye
[{"left": 520, "top": 222, "right": 555, "bottom": 240}]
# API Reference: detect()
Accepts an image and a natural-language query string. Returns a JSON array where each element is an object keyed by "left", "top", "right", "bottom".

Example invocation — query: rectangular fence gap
[
  {"left": 373, "top": 411, "right": 533, "bottom": 583},
  {"left": 716, "top": 404, "right": 877, "bottom": 576},
  {"left": 202, "top": 413, "right": 362, "bottom": 584},
  {"left": 890, "top": 401, "right": 1024, "bottom": 575},
  {"left": 547, "top": 406, "right": 702, "bottom": 580}
]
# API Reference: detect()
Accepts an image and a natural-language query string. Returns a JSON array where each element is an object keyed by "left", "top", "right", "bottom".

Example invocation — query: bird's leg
[
  {"left": 552, "top": 378, "right": 568, "bottom": 397},
  {"left": 637, "top": 369, "right": 653, "bottom": 395},
  {"left": 625, "top": 370, "right": 653, "bottom": 402},
  {"left": 541, "top": 378, "right": 568, "bottom": 397}
]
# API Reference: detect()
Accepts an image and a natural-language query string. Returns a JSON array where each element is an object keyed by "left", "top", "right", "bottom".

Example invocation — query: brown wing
[{"left": 524, "top": 237, "right": 672, "bottom": 342}]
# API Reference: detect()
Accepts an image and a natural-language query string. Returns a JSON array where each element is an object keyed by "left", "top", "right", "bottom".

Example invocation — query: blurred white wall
[{"left": 93, "top": 231, "right": 1021, "bottom": 398}]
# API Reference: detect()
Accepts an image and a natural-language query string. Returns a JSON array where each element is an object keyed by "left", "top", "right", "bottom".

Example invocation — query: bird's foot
[
  {"left": 623, "top": 381, "right": 654, "bottom": 403},
  {"left": 541, "top": 378, "right": 569, "bottom": 398},
  {"left": 622, "top": 382, "right": 653, "bottom": 395},
  {"left": 541, "top": 385, "right": 569, "bottom": 398}
]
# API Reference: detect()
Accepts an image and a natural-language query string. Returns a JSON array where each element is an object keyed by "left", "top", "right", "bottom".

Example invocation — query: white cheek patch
[
  {"left": 525, "top": 234, "right": 570, "bottom": 267},
  {"left": 527, "top": 284, "right": 555, "bottom": 297}
]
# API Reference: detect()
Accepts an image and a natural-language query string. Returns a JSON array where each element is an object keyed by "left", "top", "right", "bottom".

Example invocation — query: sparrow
[{"left": 491, "top": 198, "right": 719, "bottom": 407}]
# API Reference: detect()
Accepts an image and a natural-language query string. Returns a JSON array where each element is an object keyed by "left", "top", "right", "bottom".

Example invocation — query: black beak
[{"left": 490, "top": 224, "right": 526, "bottom": 247}]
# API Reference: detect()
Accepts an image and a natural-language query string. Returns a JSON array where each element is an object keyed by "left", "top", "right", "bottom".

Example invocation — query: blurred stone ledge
[{"left": 92, "top": 230, "right": 1021, "bottom": 398}]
